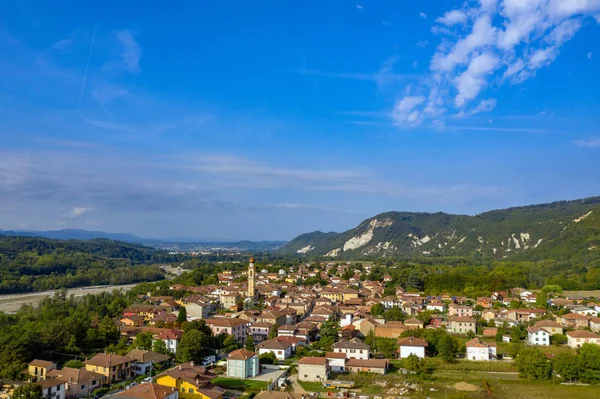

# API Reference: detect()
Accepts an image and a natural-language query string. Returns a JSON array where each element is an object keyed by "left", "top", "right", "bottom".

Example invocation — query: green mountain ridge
[{"left": 280, "top": 196, "right": 600, "bottom": 260}]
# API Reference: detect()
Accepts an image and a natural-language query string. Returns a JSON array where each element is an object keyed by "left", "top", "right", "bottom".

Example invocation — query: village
[{"left": 8, "top": 258, "right": 600, "bottom": 399}]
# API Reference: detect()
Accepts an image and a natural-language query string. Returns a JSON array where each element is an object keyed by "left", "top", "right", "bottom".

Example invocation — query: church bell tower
[{"left": 248, "top": 257, "right": 256, "bottom": 299}]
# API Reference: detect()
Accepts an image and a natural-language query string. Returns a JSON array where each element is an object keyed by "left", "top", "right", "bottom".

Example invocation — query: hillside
[
  {"left": 0, "top": 236, "right": 172, "bottom": 294},
  {"left": 280, "top": 196, "right": 600, "bottom": 260}
]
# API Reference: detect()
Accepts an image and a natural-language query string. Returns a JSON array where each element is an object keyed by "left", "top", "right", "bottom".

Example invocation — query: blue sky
[{"left": 1, "top": 0, "right": 600, "bottom": 241}]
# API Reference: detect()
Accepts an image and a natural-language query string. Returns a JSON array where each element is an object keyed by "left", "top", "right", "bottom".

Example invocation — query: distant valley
[{"left": 0, "top": 228, "right": 285, "bottom": 252}]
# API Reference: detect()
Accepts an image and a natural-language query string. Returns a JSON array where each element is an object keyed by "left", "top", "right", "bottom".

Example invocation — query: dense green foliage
[
  {"left": 0, "top": 289, "right": 132, "bottom": 379},
  {"left": 0, "top": 237, "right": 171, "bottom": 293},
  {"left": 515, "top": 348, "right": 552, "bottom": 380},
  {"left": 11, "top": 383, "right": 43, "bottom": 399}
]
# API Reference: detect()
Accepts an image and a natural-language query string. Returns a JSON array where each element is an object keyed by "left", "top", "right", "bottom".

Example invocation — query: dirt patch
[{"left": 454, "top": 382, "right": 479, "bottom": 392}]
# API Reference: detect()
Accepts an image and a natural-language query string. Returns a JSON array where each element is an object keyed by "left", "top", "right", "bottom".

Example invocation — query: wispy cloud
[
  {"left": 573, "top": 138, "right": 600, "bottom": 148},
  {"left": 419, "top": 12, "right": 427, "bottom": 19},
  {"left": 103, "top": 29, "right": 141, "bottom": 74},
  {"left": 68, "top": 207, "right": 94, "bottom": 218},
  {"left": 83, "top": 118, "right": 137, "bottom": 132},
  {"left": 356, "top": 4, "right": 363, "bottom": 10},
  {"left": 296, "top": 68, "right": 420, "bottom": 83}
]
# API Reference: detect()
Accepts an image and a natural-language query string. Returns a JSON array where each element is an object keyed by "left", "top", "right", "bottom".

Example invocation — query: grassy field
[
  {"left": 211, "top": 377, "right": 269, "bottom": 392},
  {"left": 297, "top": 381, "right": 327, "bottom": 392}
]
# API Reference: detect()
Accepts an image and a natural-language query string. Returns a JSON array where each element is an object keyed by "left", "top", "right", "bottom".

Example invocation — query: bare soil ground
[
  {"left": 0, "top": 284, "right": 137, "bottom": 313},
  {"left": 454, "top": 382, "right": 479, "bottom": 392}
]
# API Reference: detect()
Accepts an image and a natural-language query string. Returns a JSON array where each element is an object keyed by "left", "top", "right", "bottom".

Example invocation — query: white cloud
[
  {"left": 455, "top": 53, "right": 499, "bottom": 107},
  {"left": 420, "top": 12, "right": 428, "bottom": 19},
  {"left": 382, "top": 20, "right": 391, "bottom": 27},
  {"left": 416, "top": 40, "right": 429, "bottom": 47},
  {"left": 392, "top": 96, "right": 425, "bottom": 127},
  {"left": 69, "top": 207, "right": 94, "bottom": 218},
  {"left": 573, "top": 137, "right": 600, "bottom": 148},
  {"left": 588, "top": 52, "right": 593, "bottom": 59},
  {"left": 396, "top": 0, "right": 600, "bottom": 127},
  {"left": 436, "top": 10, "right": 468, "bottom": 26},
  {"left": 116, "top": 29, "right": 141, "bottom": 73},
  {"left": 432, "top": 15, "right": 497, "bottom": 72},
  {"left": 356, "top": 4, "right": 363, "bottom": 9},
  {"left": 470, "top": 98, "right": 497, "bottom": 115}
]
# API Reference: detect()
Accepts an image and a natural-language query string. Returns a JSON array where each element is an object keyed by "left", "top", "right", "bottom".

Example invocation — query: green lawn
[
  {"left": 211, "top": 377, "right": 269, "bottom": 392},
  {"left": 297, "top": 381, "right": 327, "bottom": 392}
]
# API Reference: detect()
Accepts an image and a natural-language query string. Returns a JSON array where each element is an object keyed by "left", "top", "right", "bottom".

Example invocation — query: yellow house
[
  {"left": 28, "top": 359, "right": 56, "bottom": 382},
  {"left": 83, "top": 353, "right": 133, "bottom": 384},
  {"left": 321, "top": 288, "right": 343, "bottom": 303},
  {"left": 156, "top": 362, "right": 224, "bottom": 399},
  {"left": 342, "top": 288, "right": 359, "bottom": 303}
]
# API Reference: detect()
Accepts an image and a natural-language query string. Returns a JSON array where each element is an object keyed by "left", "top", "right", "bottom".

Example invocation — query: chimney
[
  {"left": 191, "top": 361, "right": 194, "bottom": 367},
  {"left": 179, "top": 366, "right": 182, "bottom": 371}
]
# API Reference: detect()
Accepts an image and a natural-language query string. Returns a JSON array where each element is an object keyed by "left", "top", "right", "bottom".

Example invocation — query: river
[{"left": 0, "top": 284, "right": 138, "bottom": 314}]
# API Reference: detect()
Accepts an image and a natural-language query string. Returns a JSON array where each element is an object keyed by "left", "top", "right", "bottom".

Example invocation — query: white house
[
  {"left": 340, "top": 313, "right": 353, "bottom": 328},
  {"left": 298, "top": 357, "right": 328, "bottom": 382},
  {"left": 527, "top": 327, "right": 550, "bottom": 346},
  {"left": 465, "top": 338, "right": 496, "bottom": 361},
  {"left": 256, "top": 339, "right": 293, "bottom": 360},
  {"left": 332, "top": 338, "right": 370, "bottom": 360},
  {"left": 396, "top": 337, "right": 428, "bottom": 359},
  {"left": 326, "top": 352, "right": 347, "bottom": 372},
  {"left": 426, "top": 301, "right": 445, "bottom": 312},
  {"left": 38, "top": 379, "right": 66, "bottom": 399},
  {"left": 157, "top": 330, "right": 183, "bottom": 354},
  {"left": 573, "top": 307, "right": 598, "bottom": 317}
]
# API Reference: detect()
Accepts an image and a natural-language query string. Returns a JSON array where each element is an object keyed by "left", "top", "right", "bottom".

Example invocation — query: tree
[
  {"left": 177, "top": 307, "right": 187, "bottom": 324},
  {"left": 370, "top": 303, "right": 385, "bottom": 317},
  {"left": 177, "top": 330, "right": 206, "bottom": 363},
  {"left": 12, "top": 384, "right": 43, "bottom": 399},
  {"left": 320, "top": 318, "right": 340, "bottom": 342},
  {"left": 536, "top": 291, "right": 548, "bottom": 309},
  {"left": 578, "top": 343, "right": 600, "bottom": 383},
  {"left": 551, "top": 334, "right": 567, "bottom": 346},
  {"left": 64, "top": 360, "right": 84, "bottom": 369},
  {"left": 133, "top": 332, "right": 154, "bottom": 351},
  {"left": 223, "top": 334, "right": 240, "bottom": 353},
  {"left": 244, "top": 335, "right": 255, "bottom": 351},
  {"left": 514, "top": 348, "right": 552, "bottom": 380},
  {"left": 258, "top": 352, "right": 277, "bottom": 365},
  {"left": 383, "top": 306, "right": 404, "bottom": 322},
  {"left": 553, "top": 353, "right": 581, "bottom": 382},
  {"left": 541, "top": 285, "right": 562, "bottom": 295},
  {"left": 364, "top": 329, "right": 376, "bottom": 349},
  {"left": 152, "top": 339, "right": 168, "bottom": 355},
  {"left": 437, "top": 335, "right": 459, "bottom": 363},
  {"left": 376, "top": 338, "right": 395, "bottom": 358},
  {"left": 268, "top": 325, "right": 278, "bottom": 340},
  {"left": 404, "top": 354, "right": 421, "bottom": 372}
]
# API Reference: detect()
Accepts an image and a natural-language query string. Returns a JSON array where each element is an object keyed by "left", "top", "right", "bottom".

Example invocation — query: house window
[
  {"left": 189, "top": 389, "right": 193, "bottom": 393},
  {"left": 81, "top": 385, "right": 85, "bottom": 390}
]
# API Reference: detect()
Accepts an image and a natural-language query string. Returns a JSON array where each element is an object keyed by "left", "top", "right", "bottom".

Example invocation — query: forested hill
[
  {"left": 0, "top": 237, "right": 174, "bottom": 294},
  {"left": 280, "top": 196, "right": 600, "bottom": 261}
]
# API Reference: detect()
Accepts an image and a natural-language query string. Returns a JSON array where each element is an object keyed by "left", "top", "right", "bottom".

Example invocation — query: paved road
[{"left": 0, "top": 284, "right": 138, "bottom": 314}]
